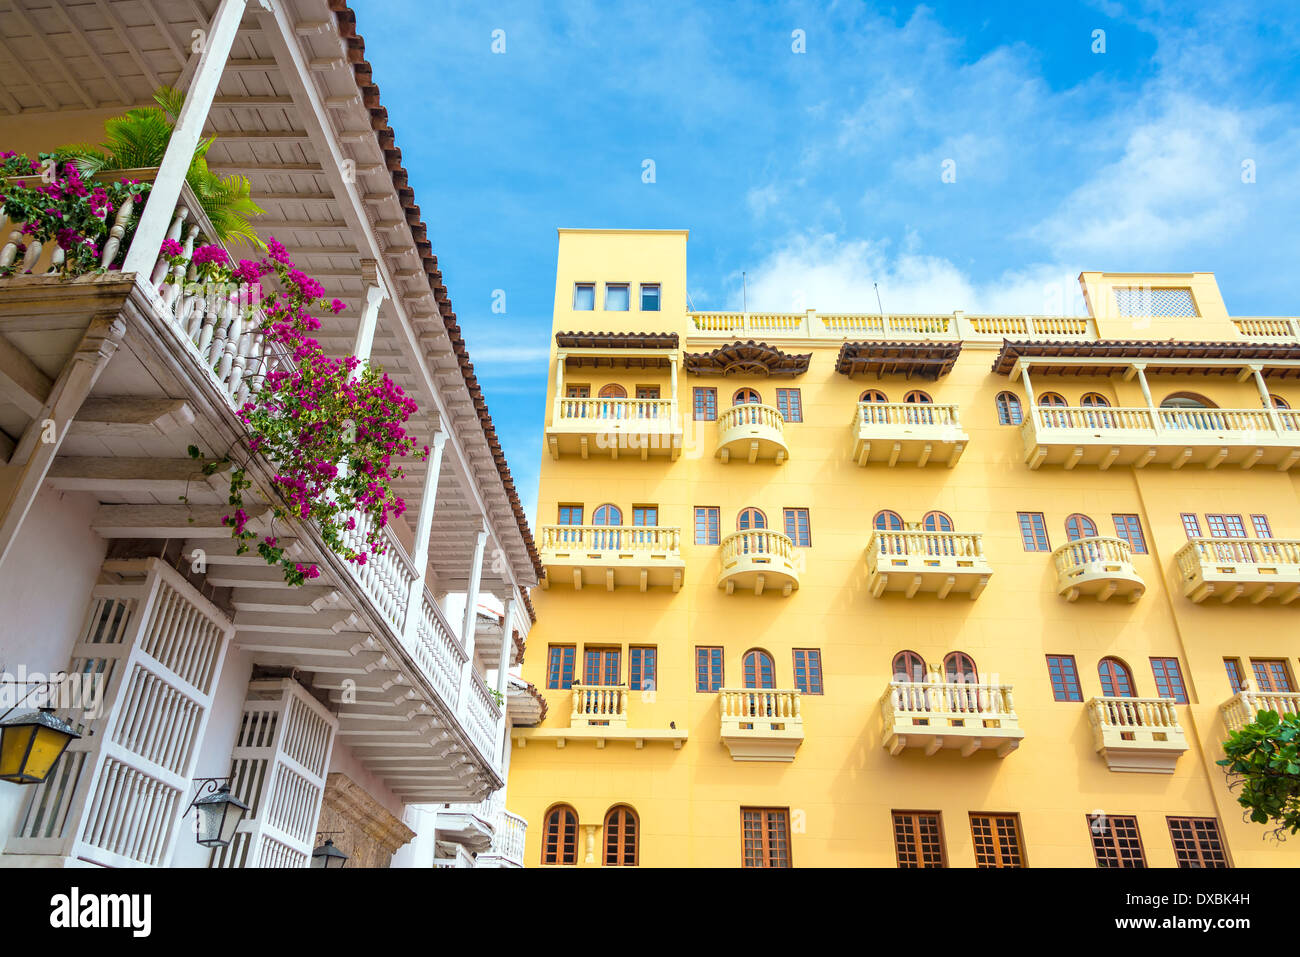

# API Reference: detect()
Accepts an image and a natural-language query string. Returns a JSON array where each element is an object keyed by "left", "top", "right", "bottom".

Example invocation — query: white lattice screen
[
  {"left": 9, "top": 558, "right": 233, "bottom": 866},
  {"left": 209, "top": 678, "right": 337, "bottom": 868},
  {"left": 1112, "top": 286, "right": 1198, "bottom": 317}
]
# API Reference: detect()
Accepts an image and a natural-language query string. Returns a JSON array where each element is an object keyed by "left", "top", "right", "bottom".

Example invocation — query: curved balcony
[
  {"left": 865, "top": 531, "right": 992, "bottom": 599},
  {"left": 717, "top": 529, "right": 800, "bottom": 596},
  {"left": 1087, "top": 696, "right": 1187, "bottom": 773},
  {"left": 1021, "top": 405, "right": 1300, "bottom": 471},
  {"left": 881, "top": 680, "right": 1022, "bottom": 757},
  {"left": 538, "top": 524, "right": 684, "bottom": 592},
  {"left": 851, "top": 402, "right": 968, "bottom": 467},
  {"left": 719, "top": 688, "right": 804, "bottom": 762},
  {"left": 716, "top": 403, "right": 788, "bottom": 464},
  {"left": 1174, "top": 537, "right": 1300, "bottom": 604},
  {"left": 1051, "top": 536, "right": 1145, "bottom": 603}
]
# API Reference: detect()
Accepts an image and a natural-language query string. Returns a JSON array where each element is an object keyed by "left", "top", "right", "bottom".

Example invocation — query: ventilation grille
[{"left": 1112, "top": 287, "right": 1197, "bottom": 317}]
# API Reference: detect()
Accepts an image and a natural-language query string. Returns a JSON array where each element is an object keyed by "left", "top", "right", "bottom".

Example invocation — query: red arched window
[
  {"left": 892, "top": 650, "right": 927, "bottom": 683},
  {"left": 904, "top": 390, "right": 932, "bottom": 403},
  {"left": 874, "top": 510, "right": 904, "bottom": 531},
  {"left": 923, "top": 511, "right": 953, "bottom": 532},
  {"left": 995, "top": 391, "right": 1023, "bottom": 425},
  {"left": 603, "top": 805, "right": 638, "bottom": 866},
  {"left": 733, "top": 388, "right": 762, "bottom": 405},
  {"left": 542, "top": 804, "right": 578, "bottom": 865},
  {"left": 1270, "top": 395, "right": 1290, "bottom": 410},
  {"left": 743, "top": 649, "right": 776, "bottom": 689},
  {"left": 1065, "top": 514, "right": 1098, "bottom": 541},
  {"left": 860, "top": 389, "right": 888, "bottom": 403},
  {"left": 598, "top": 383, "right": 627, "bottom": 398},
  {"left": 1080, "top": 393, "right": 1110, "bottom": 407},
  {"left": 738, "top": 507, "right": 767, "bottom": 531},
  {"left": 1098, "top": 657, "right": 1135, "bottom": 697},
  {"left": 592, "top": 504, "right": 622, "bottom": 526},
  {"left": 943, "top": 652, "right": 977, "bottom": 684}
]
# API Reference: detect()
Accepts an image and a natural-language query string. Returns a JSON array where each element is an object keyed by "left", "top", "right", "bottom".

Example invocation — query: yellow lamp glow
[{"left": 0, "top": 709, "right": 81, "bottom": 785}]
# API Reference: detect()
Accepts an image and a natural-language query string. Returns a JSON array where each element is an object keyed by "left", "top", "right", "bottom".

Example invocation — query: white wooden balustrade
[
  {"left": 479, "top": 809, "right": 526, "bottom": 867},
  {"left": 0, "top": 169, "right": 142, "bottom": 275}
]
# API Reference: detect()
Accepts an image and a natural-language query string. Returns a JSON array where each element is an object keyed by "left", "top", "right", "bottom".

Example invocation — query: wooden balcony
[
  {"left": 1087, "top": 696, "right": 1188, "bottom": 773},
  {"left": 546, "top": 397, "right": 681, "bottom": 460},
  {"left": 538, "top": 524, "right": 684, "bottom": 592},
  {"left": 1021, "top": 405, "right": 1300, "bottom": 471},
  {"left": 716, "top": 403, "right": 788, "bottom": 464},
  {"left": 881, "top": 680, "right": 1023, "bottom": 757},
  {"left": 1051, "top": 536, "right": 1145, "bottom": 603},
  {"left": 1174, "top": 538, "right": 1300, "bottom": 604},
  {"left": 865, "top": 531, "right": 992, "bottom": 599},
  {"left": 512, "top": 684, "right": 688, "bottom": 750},
  {"left": 851, "top": 402, "right": 968, "bottom": 467},
  {"left": 717, "top": 529, "right": 800, "bottom": 596},
  {"left": 1221, "top": 689, "right": 1300, "bottom": 732},
  {"left": 719, "top": 688, "right": 804, "bottom": 762}
]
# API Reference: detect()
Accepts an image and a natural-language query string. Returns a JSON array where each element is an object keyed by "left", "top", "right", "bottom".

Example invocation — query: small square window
[
  {"left": 558, "top": 505, "right": 584, "bottom": 525},
  {"left": 640, "top": 284, "right": 661, "bottom": 311},
  {"left": 573, "top": 283, "right": 595, "bottom": 310},
  {"left": 633, "top": 506, "right": 658, "bottom": 526},
  {"left": 605, "top": 283, "right": 630, "bottom": 311}
]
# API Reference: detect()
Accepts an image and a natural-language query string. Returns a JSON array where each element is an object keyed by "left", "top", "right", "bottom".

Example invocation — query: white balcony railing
[
  {"left": 1087, "top": 696, "right": 1188, "bottom": 773},
  {"left": 570, "top": 684, "right": 628, "bottom": 728},
  {"left": 1221, "top": 690, "right": 1300, "bottom": 732},
  {"left": 555, "top": 396, "right": 674, "bottom": 421},
  {"left": 880, "top": 679, "right": 1022, "bottom": 757},
  {"left": 1051, "top": 535, "right": 1145, "bottom": 602},
  {"left": 1175, "top": 537, "right": 1300, "bottom": 604},
  {"left": 487, "top": 809, "right": 527, "bottom": 867},
  {"left": 539, "top": 524, "right": 681, "bottom": 553}
]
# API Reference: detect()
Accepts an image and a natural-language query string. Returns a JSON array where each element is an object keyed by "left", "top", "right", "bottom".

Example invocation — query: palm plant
[{"left": 59, "top": 87, "right": 263, "bottom": 247}]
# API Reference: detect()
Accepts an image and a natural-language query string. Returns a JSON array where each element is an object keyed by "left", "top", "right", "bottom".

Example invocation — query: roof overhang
[
  {"left": 992, "top": 340, "right": 1300, "bottom": 379},
  {"left": 835, "top": 341, "right": 962, "bottom": 380},
  {"left": 555, "top": 331, "right": 679, "bottom": 369},
  {"left": 684, "top": 340, "right": 811, "bottom": 377}
]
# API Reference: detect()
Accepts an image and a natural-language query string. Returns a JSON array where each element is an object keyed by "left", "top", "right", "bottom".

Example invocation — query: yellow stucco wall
[{"left": 507, "top": 229, "right": 1300, "bottom": 867}]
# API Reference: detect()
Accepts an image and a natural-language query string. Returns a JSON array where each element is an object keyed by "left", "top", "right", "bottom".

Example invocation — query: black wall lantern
[
  {"left": 312, "top": 831, "right": 349, "bottom": 868},
  {"left": 185, "top": 777, "right": 250, "bottom": 848}
]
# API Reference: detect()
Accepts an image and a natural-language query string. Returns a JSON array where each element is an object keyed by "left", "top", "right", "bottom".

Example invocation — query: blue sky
[{"left": 355, "top": 0, "right": 1300, "bottom": 524}]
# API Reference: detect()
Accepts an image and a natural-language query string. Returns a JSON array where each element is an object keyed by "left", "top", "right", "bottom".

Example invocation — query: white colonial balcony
[
  {"left": 716, "top": 403, "right": 789, "bottom": 464},
  {"left": 1021, "top": 404, "right": 1300, "bottom": 471},
  {"left": 512, "top": 684, "right": 688, "bottom": 750},
  {"left": 1174, "top": 538, "right": 1300, "bottom": 604},
  {"left": 719, "top": 688, "right": 804, "bottom": 762},
  {"left": 546, "top": 396, "right": 681, "bottom": 460},
  {"left": 865, "top": 531, "right": 992, "bottom": 599},
  {"left": 881, "top": 680, "right": 1023, "bottom": 757},
  {"left": 538, "top": 524, "right": 685, "bottom": 592},
  {"left": 477, "top": 809, "right": 527, "bottom": 868},
  {"left": 717, "top": 529, "right": 800, "bottom": 596},
  {"left": 851, "top": 402, "right": 968, "bottom": 467},
  {"left": 1087, "top": 696, "right": 1188, "bottom": 773},
  {"left": 1051, "top": 536, "right": 1145, "bottom": 603},
  {"left": 1221, "top": 689, "right": 1300, "bottom": 732}
]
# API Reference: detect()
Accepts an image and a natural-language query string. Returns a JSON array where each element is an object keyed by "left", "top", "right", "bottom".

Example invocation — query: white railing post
[
  {"left": 494, "top": 595, "right": 517, "bottom": 766},
  {"left": 120, "top": 0, "right": 248, "bottom": 276},
  {"left": 456, "top": 524, "right": 489, "bottom": 727},
  {"left": 351, "top": 260, "right": 388, "bottom": 372},
  {"left": 402, "top": 430, "right": 446, "bottom": 640}
]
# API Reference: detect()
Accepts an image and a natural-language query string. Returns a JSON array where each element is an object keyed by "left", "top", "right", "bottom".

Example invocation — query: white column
[
  {"left": 402, "top": 430, "right": 446, "bottom": 639},
  {"left": 496, "top": 596, "right": 517, "bottom": 698},
  {"left": 553, "top": 355, "right": 566, "bottom": 423},
  {"left": 460, "top": 524, "right": 489, "bottom": 654},
  {"left": 1018, "top": 361, "right": 1036, "bottom": 417},
  {"left": 120, "top": 0, "right": 248, "bottom": 276},
  {"left": 1131, "top": 363, "right": 1162, "bottom": 433},
  {"left": 352, "top": 260, "right": 388, "bottom": 368},
  {"left": 1251, "top": 365, "right": 1285, "bottom": 433}
]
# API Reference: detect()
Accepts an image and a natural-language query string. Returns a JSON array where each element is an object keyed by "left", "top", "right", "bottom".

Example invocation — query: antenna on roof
[
  {"left": 686, "top": 289, "right": 696, "bottom": 311},
  {"left": 742, "top": 271, "right": 748, "bottom": 314},
  {"left": 874, "top": 282, "right": 887, "bottom": 322}
]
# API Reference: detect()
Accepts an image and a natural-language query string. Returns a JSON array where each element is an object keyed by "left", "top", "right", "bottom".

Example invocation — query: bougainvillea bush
[
  {"left": 189, "top": 237, "right": 428, "bottom": 585},
  {"left": 0, "top": 151, "right": 148, "bottom": 277}
]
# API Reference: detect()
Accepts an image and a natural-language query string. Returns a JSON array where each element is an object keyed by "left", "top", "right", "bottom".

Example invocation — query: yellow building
[{"left": 506, "top": 228, "right": 1300, "bottom": 868}]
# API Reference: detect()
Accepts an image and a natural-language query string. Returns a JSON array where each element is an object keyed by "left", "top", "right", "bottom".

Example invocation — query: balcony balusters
[{"left": 1087, "top": 696, "right": 1188, "bottom": 773}]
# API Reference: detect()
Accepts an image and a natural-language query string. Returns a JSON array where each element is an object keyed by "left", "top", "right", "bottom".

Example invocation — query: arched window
[
  {"left": 904, "top": 390, "right": 932, "bottom": 403},
  {"left": 737, "top": 507, "right": 766, "bottom": 531},
  {"left": 1038, "top": 391, "right": 1069, "bottom": 427},
  {"left": 542, "top": 804, "right": 578, "bottom": 865},
  {"left": 903, "top": 390, "right": 934, "bottom": 424},
  {"left": 1080, "top": 393, "right": 1110, "bottom": 407},
  {"left": 598, "top": 383, "right": 627, "bottom": 398},
  {"left": 1160, "top": 392, "right": 1221, "bottom": 430},
  {"left": 892, "top": 650, "right": 927, "bottom": 683},
  {"left": 733, "top": 388, "right": 762, "bottom": 405},
  {"left": 1038, "top": 392, "right": 1067, "bottom": 406},
  {"left": 1098, "top": 657, "right": 1135, "bottom": 698},
  {"left": 860, "top": 389, "right": 888, "bottom": 403},
  {"left": 592, "top": 504, "right": 622, "bottom": 526},
  {"left": 874, "top": 510, "right": 904, "bottom": 531},
  {"left": 1079, "top": 392, "right": 1113, "bottom": 428},
  {"left": 1065, "top": 514, "right": 1098, "bottom": 541},
  {"left": 995, "top": 391, "right": 1023, "bottom": 426},
  {"left": 1270, "top": 395, "right": 1290, "bottom": 409},
  {"left": 743, "top": 649, "right": 776, "bottom": 689},
  {"left": 603, "top": 805, "right": 638, "bottom": 866},
  {"left": 943, "top": 652, "right": 978, "bottom": 684},
  {"left": 923, "top": 511, "right": 953, "bottom": 532},
  {"left": 1160, "top": 392, "right": 1216, "bottom": 409}
]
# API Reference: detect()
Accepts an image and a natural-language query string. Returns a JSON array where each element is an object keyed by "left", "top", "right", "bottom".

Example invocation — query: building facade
[
  {"left": 507, "top": 227, "right": 1300, "bottom": 867},
  {"left": 0, "top": 0, "right": 538, "bottom": 868}
]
